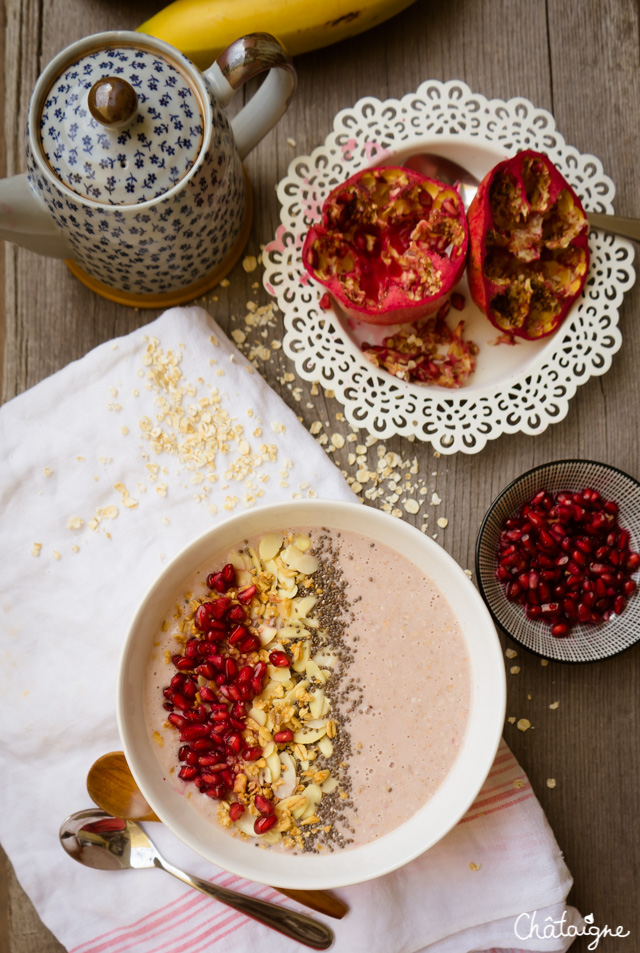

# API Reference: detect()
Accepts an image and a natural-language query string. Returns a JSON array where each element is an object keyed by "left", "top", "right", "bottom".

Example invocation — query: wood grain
[{"left": 2, "top": 1, "right": 639, "bottom": 951}]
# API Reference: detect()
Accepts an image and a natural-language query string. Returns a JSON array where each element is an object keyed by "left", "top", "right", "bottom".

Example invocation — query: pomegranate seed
[
  {"left": 205, "top": 784, "right": 225, "bottom": 800},
  {"left": 227, "top": 605, "right": 247, "bottom": 622},
  {"left": 178, "top": 766, "right": 198, "bottom": 780},
  {"left": 211, "top": 597, "right": 232, "bottom": 620},
  {"left": 526, "top": 605, "right": 542, "bottom": 620},
  {"left": 254, "top": 815, "right": 277, "bottom": 835},
  {"left": 551, "top": 623, "right": 569, "bottom": 638},
  {"left": 239, "top": 683, "right": 254, "bottom": 700},
  {"left": 222, "top": 563, "right": 236, "bottom": 584},
  {"left": 623, "top": 579, "right": 636, "bottom": 596},
  {"left": 205, "top": 624, "right": 226, "bottom": 642},
  {"left": 614, "top": 595, "right": 626, "bottom": 614},
  {"left": 251, "top": 677, "right": 264, "bottom": 695},
  {"left": 230, "top": 716, "right": 247, "bottom": 731},
  {"left": 225, "top": 658, "right": 238, "bottom": 680},
  {"left": 180, "top": 724, "right": 210, "bottom": 741},
  {"left": 451, "top": 291, "right": 465, "bottom": 310},
  {"left": 170, "top": 692, "right": 190, "bottom": 711},
  {"left": 185, "top": 749, "right": 200, "bottom": 765},
  {"left": 237, "top": 585, "right": 257, "bottom": 605},
  {"left": 225, "top": 732, "right": 243, "bottom": 754},
  {"left": 168, "top": 712, "right": 187, "bottom": 729},
  {"left": 191, "top": 738, "right": 215, "bottom": 752},
  {"left": 200, "top": 686, "right": 216, "bottom": 702},
  {"left": 238, "top": 665, "right": 253, "bottom": 683},
  {"left": 269, "top": 651, "right": 290, "bottom": 667},
  {"left": 274, "top": 729, "right": 294, "bottom": 743},
  {"left": 173, "top": 655, "right": 193, "bottom": 672},
  {"left": 208, "top": 654, "right": 225, "bottom": 671},
  {"left": 254, "top": 794, "right": 275, "bottom": 815},
  {"left": 229, "top": 624, "right": 248, "bottom": 645},
  {"left": 232, "top": 701, "right": 247, "bottom": 718},
  {"left": 626, "top": 552, "right": 640, "bottom": 571},
  {"left": 195, "top": 603, "right": 216, "bottom": 631},
  {"left": 239, "top": 635, "right": 261, "bottom": 653},
  {"left": 195, "top": 663, "right": 216, "bottom": 680},
  {"left": 243, "top": 746, "right": 263, "bottom": 761},
  {"left": 229, "top": 802, "right": 245, "bottom": 822}
]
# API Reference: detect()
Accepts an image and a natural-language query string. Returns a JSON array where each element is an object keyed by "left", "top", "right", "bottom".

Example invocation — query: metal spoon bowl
[
  {"left": 59, "top": 808, "right": 335, "bottom": 950},
  {"left": 86, "top": 751, "right": 348, "bottom": 919},
  {"left": 403, "top": 152, "right": 639, "bottom": 241}
]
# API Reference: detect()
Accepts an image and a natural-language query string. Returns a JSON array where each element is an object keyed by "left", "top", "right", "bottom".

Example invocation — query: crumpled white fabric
[{"left": 0, "top": 307, "right": 580, "bottom": 953}]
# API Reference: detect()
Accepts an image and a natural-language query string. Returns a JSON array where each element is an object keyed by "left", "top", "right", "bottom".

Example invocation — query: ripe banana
[{"left": 138, "top": 0, "right": 418, "bottom": 68}]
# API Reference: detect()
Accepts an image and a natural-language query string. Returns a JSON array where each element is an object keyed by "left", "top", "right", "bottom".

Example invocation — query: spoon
[
  {"left": 87, "top": 751, "right": 348, "bottom": 920},
  {"left": 60, "top": 808, "right": 334, "bottom": 950},
  {"left": 403, "top": 153, "right": 640, "bottom": 241}
]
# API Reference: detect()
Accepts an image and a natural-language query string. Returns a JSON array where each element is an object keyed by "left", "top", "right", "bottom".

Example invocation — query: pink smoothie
[{"left": 143, "top": 527, "right": 471, "bottom": 850}]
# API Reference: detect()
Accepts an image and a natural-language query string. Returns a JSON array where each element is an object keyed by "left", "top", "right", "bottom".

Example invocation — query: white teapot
[{"left": 0, "top": 30, "right": 296, "bottom": 306}]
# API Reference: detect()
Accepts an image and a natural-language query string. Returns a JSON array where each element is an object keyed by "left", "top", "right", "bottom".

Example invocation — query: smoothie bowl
[{"left": 118, "top": 500, "right": 505, "bottom": 889}]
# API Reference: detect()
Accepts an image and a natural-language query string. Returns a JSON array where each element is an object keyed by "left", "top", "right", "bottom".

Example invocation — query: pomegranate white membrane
[{"left": 143, "top": 527, "right": 471, "bottom": 852}]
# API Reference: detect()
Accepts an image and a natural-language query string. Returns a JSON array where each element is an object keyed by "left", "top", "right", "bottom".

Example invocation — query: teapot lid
[{"left": 37, "top": 42, "right": 205, "bottom": 205}]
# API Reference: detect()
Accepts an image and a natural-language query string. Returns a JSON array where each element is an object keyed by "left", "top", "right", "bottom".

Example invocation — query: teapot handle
[{"left": 203, "top": 33, "right": 296, "bottom": 160}]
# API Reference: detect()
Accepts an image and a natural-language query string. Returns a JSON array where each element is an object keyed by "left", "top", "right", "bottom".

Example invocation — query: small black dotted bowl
[{"left": 475, "top": 459, "right": 640, "bottom": 663}]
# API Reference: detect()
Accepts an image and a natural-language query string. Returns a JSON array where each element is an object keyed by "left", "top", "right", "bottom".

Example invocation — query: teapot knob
[{"left": 88, "top": 77, "right": 138, "bottom": 129}]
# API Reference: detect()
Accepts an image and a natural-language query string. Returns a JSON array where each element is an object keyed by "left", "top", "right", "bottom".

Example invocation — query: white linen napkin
[{"left": 0, "top": 306, "right": 580, "bottom": 953}]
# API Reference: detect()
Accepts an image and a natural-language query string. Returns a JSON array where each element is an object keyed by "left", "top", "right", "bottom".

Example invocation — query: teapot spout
[{"left": 0, "top": 173, "right": 74, "bottom": 259}]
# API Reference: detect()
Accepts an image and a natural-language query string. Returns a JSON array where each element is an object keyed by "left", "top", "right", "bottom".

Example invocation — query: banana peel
[{"left": 137, "top": 0, "right": 418, "bottom": 69}]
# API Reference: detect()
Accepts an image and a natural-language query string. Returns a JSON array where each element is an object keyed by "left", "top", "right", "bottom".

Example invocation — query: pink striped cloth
[{"left": 0, "top": 308, "right": 579, "bottom": 953}]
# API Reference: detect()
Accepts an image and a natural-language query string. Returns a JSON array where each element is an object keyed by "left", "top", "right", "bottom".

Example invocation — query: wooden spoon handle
[{"left": 277, "top": 887, "right": 348, "bottom": 918}]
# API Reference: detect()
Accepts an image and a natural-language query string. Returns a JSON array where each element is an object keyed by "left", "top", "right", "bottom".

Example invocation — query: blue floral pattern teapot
[{"left": 0, "top": 30, "right": 296, "bottom": 306}]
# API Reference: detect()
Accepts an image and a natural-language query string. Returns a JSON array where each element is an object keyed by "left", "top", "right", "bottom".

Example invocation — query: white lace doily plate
[{"left": 263, "top": 79, "right": 636, "bottom": 454}]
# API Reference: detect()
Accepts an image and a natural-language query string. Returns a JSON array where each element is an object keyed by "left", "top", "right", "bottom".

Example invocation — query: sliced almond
[
  {"left": 277, "top": 752, "right": 297, "bottom": 798},
  {"left": 309, "top": 689, "right": 325, "bottom": 720},
  {"left": 228, "top": 549, "right": 249, "bottom": 571},
  {"left": 317, "top": 736, "right": 334, "bottom": 758},
  {"left": 293, "top": 594, "right": 317, "bottom": 621},
  {"left": 293, "top": 726, "right": 327, "bottom": 744},
  {"left": 258, "top": 623, "right": 278, "bottom": 647},
  {"left": 266, "top": 749, "right": 281, "bottom": 782},
  {"left": 292, "top": 640, "right": 310, "bottom": 673},
  {"left": 304, "top": 717, "right": 329, "bottom": 730},
  {"left": 321, "top": 776, "right": 339, "bottom": 794},
  {"left": 284, "top": 678, "right": 308, "bottom": 704},
  {"left": 301, "top": 783, "right": 322, "bottom": 819},
  {"left": 259, "top": 533, "right": 283, "bottom": 561},
  {"left": 248, "top": 706, "right": 267, "bottom": 727},
  {"left": 268, "top": 663, "right": 292, "bottom": 683},
  {"left": 294, "top": 534, "right": 311, "bottom": 552}
]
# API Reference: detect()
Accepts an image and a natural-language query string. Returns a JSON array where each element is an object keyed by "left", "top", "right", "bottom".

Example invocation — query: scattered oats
[
  {"left": 67, "top": 516, "right": 84, "bottom": 530},
  {"left": 31, "top": 543, "right": 42, "bottom": 557},
  {"left": 220, "top": 278, "right": 230, "bottom": 287},
  {"left": 356, "top": 444, "right": 367, "bottom": 455},
  {"left": 242, "top": 256, "right": 258, "bottom": 273},
  {"left": 53, "top": 550, "right": 61, "bottom": 560},
  {"left": 541, "top": 659, "right": 549, "bottom": 666},
  {"left": 516, "top": 718, "right": 531, "bottom": 732},
  {"left": 121, "top": 426, "right": 129, "bottom": 435},
  {"left": 271, "top": 340, "right": 282, "bottom": 350},
  {"left": 434, "top": 451, "right": 441, "bottom": 458},
  {"left": 102, "top": 506, "right": 119, "bottom": 520},
  {"left": 510, "top": 666, "right": 521, "bottom": 675},
  {"left": 437, "top": 517, "right": 448, "bottom": 528},
  {"left": 464, "top": 569, "right": 472, "bottom": 578},
  {"left": 43, "top": 467, "right": 53, "bottom": 477},
  {"left": 310, "top": 382, "right": 319, "bottom": 396},
  {"left": 468, "top": 862, "right": 482, "bottom": 871},
  {"left": 549, "top": 701, "right": 559, "bottom": 710},
  {"left": 71, "top": 545, "right": 80, "bottom": 553},
  {"left": 324, "top": 389, "right": 335, "bottom": 399},
  {"left": 156, "top": 484, "right": 168, "bottom": 497},
  {"left": 513, "top": 778, "right": 525, "bottom": 789},
  {"left": 351, "top": 481, "right": 363, "bottom": 494},
  {"left": 505, "top": 648, "right": 518, "bottom": 659},
  {"left": 132, "top": 389, "right": 139, "bottom": 397},
  {"left": 271, "top": 421, "right": 286, "bottom": 435},
  {"left": 546, "top": 778, "right": 557, "bottom": 789},
  {"left": 420, "top": 523, "right": 429, "bottom": 533},
  {"left": 330, "top": 433, "right": 345, "bottom": 449},
  {"left": 404, "top": 499, "right": 420, "bottom": 514},
  {"left": 286, "top": 137, "right": 297, "bottom": 147},
  {"left": 431, "top": 492, "right": 441, "bottom": 505},
  {"left": 231, "top": 329, "right": 246, "bottom": 344},
  {"left": 507, "top": 716, "right": 516, "bottom": 724}
]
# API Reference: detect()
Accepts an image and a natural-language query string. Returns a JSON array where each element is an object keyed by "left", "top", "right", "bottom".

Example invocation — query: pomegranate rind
[
  {"left": 302, "top": 166, "right": 469, "bottom": 326},
  {"left": 467, "top": 150, "right": 590, "bottom": 340}
]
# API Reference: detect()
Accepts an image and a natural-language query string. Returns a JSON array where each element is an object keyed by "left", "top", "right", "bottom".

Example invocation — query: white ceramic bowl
[{"left": 118, "top": 500, "right": 506, "bottom": 889}]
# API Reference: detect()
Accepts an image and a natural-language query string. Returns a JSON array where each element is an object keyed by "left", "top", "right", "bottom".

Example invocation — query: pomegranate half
[
  {"left": 467, "top": 150, "right": 590, "bottom": 340},
  {"left": 302, "top": 166, "right": 469, "bottom": 326}
]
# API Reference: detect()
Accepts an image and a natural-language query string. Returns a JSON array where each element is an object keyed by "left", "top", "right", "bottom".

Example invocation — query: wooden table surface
[{"left": 1, "top": 1, "right": 638, "bottom": 951}]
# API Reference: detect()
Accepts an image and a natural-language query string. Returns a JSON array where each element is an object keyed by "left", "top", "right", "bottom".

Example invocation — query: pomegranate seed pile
[
  {"left": 361, "top": 297, "right": 478, "bottom": 389},
  {"left": 158, "top": 531, "right": 350, "bottom": 849},
  {"left": 163, "top": 564, "right": 280, "bottom": 831},
  {"left": 496, "top": 488, "right": 639, "bottom": 636}
]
